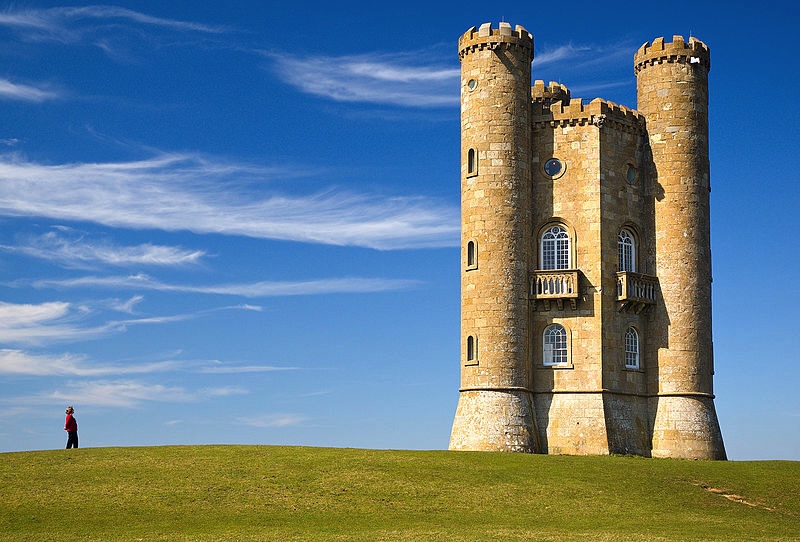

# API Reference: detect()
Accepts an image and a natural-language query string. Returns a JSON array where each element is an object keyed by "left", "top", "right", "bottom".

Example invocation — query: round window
[
  {"left": 467, "top": 79, "right": 477, "bottom": 91},
  {"left": 626, "top": 164, "right": 637, "bottom": 184},
  {"left": 543, "top": 158, "right": 565, "bottom": 178}
]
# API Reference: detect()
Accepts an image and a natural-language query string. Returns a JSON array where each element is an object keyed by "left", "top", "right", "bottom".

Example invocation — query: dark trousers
[{"left": 66, "top": 431, "right": 78, "bottom": 449}]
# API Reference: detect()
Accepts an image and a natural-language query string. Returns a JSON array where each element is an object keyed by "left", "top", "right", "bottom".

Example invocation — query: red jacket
[{"left": 64, "top": 414, "right": 77, "bottom": 432}]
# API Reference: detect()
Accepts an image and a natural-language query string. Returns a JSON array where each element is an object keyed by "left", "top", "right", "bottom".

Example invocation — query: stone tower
[
  {"left": 449, "top": 23, "right": 726, "bottom": 459},
  {"left": 449, "top": 22, "right": 538, "bottom": 453},
  {"left": 635, "top": 37, "right": 726, "bottom": 459}
]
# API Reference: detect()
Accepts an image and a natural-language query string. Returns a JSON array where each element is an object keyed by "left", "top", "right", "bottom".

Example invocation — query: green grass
[{"left": 1, "top": 446, "right": 798, "bottom": 541}]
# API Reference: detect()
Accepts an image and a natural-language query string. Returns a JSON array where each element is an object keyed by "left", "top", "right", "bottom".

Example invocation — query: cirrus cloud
[
  {"left": 0, "top": 153, "right": 458, "bottom": 249},
  {"left": 265, "top": 49, "right": 459, "bottom": 108}
]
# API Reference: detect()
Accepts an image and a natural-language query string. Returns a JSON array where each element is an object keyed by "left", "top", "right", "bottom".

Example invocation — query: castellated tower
[
  {"left": 449, "top": 22, "right": 538, "bottom": 453},
  {"left": 449, "top": 23, "right": 726, "bottom": 459},
  {"left": 635, "top": 37, "right": 726, "bottom": 459}
]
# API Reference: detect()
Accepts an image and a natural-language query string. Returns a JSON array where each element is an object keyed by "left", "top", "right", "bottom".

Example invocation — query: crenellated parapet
[
  {"left": 634, "top": 35, "right": 710, "bottom": 74},
  {"left": 531, "top": 80, "right": 571, "bottom": 106},
  {"left": 532, "top": 97, "right": 645, "bottom": 133},
  {"left": 458, "top": 22, "right": 533, "bottom": 61}
]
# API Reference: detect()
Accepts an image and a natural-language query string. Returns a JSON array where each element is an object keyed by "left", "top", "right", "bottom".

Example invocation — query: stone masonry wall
[
  {"left": 450, "top": 23, "right": 537, "bottom": 452},
  {"left": 451, "top": 25, "right": 726, "bottom": 459},
  {"left": 635, "top": 36, "right": 726, "bottom": 459}
]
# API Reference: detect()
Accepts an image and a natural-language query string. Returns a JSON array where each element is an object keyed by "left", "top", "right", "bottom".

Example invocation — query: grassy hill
[{"left": 1, "top": 445, "right": 798, "bottom": 541}]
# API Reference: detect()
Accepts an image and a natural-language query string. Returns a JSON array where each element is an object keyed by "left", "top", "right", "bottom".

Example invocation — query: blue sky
[{"left": 0, "top": 0, "right": 797, "bottom": 460}]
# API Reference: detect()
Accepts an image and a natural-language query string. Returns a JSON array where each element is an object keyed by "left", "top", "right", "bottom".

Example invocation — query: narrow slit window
[
  {"left": 466, "top": 240, "right": 477, "bottom": 269},
  {"left": 466, "top": 335, "right": 477, "bottom": 363},
  {"left": 467, "top": 148, "right": 477, "bottom": 176}
]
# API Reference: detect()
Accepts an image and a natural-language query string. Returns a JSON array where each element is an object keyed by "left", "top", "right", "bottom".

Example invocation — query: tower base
[
  {"left": 449, "top": 389, "right": 538, "bottom": 452},
  {"left": 650, "top": 395, "right": 726, "bottom": 460}
]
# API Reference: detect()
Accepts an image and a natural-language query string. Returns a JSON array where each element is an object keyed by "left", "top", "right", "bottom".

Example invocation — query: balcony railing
[
  {"left": 531, "top": 270, "right": 579, "bottom": 310},
  {"left": 616, "top": 271, "right": 658, "bottom": 313}
]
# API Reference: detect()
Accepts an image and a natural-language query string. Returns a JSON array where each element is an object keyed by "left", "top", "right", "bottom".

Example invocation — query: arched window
[
  {"left": 625, "top": 327, "right": 640, "bottom": 369},
  {"left": 466, "top": 335, "right": 477, "bottom": 363},
  {"left": 618, "top": 229, "right": 636, "bottom": 272},
  {"left": 543, "top": 324, "right": 568, "bottom": 366},
  {"left": 466, "top": 240, "right": 477, "bottom": 269},
  {"left": 541, "top": 225, "right": 571, "bottom": 270},
  {"left": 467, "top": 148, "right": 477, "bottom": 176}
]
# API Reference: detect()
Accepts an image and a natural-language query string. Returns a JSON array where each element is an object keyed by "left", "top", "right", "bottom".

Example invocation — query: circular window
[
  {"left": 626, "top": 164, "right": 637, "bottom": 184},
  {"left": 543, "top": 158, "right": 565, "bottom": 179},
  {"left": 467, "top": 79, "right": 477, "bottom": 91}
]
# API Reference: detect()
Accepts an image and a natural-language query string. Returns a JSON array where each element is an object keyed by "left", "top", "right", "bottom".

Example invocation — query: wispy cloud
[
  {"left": 1, "top": 229, "right": 205, "bottom": 268},
  {"left": 0, "top": 346, "right": 300, "bottom": 379},
  {"left": 532, "top": 41, "right": 635, "bottom": 102},
  {"left": 46, "top": 379, "right": 247, "bottom": 407},
  {"left": 0, "top": 300, "right": 71, "bottom": 326},
  {"left": 533, "top": 44, "right": 594, "bottom": 67},
  {"left": 0, "top": 300, "right": 259, "bottom": 346},
  {"left": 110, "top": 295, "right": 145, "bottom": 314},
  {"left": 0, "top": 5, "right": 226, "bottom": 42},
  {"left": 0, "top": 78, "right": 60, "bottom": 102},
  {"left": 236, "top": 413, "right": 307, "bottom": 428},
  {"left": 0, "top": 300, "right": 102, "bottom": 345},
  {"left": 0, "top": 299, "right": 119, "bottom": 345},
  {"left": 202, "top": 386, "right": 248, "bottom": 397},
  {"left": 0, "top": 349, "right": 181, "bottom": 376},
  {"left": 266, "top": 49, "right": 459, "bottom": 108},
  {"left": 0, "top": 153, "right": 458, "bottom": 249},
  {"left": 29, "top": 273, "right": 420, "bottom": 298},
  {"left": 199, "top": 364, "right": 299, "bottom": 374}
]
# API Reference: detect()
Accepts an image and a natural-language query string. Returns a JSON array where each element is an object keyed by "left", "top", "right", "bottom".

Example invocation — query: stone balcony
[
  {"left": 616, "top": 271, "right": 658, "bottom": 313},
  {"left": 531, "top": 270, "right": 579, "bottom": 310}
]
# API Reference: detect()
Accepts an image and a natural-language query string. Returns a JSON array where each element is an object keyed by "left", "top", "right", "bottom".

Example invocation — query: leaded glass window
[
  {"left": 543, "top": 324, "right": 568, "bottom": 366},
  {"left": 625, "top": 327, "right": 640, "bottom": 369},
  {"left": 541, "top": 225, "right": 570, "bottom": 270},
  {"left": 618, "top": 229, "right": 636, "bottom": 272}
]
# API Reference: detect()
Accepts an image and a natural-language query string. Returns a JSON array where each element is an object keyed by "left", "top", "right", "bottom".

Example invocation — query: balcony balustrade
[
  {"left": 616, "top": 271, "right": 658, "bottom": 313},
  {"left": 531, "top": 270, "right": 579, "bottom": 310}
]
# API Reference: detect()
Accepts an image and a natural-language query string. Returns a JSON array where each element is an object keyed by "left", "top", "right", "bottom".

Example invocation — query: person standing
[{"left": 64, "top": 406, "right": 78, "bottom": 449}]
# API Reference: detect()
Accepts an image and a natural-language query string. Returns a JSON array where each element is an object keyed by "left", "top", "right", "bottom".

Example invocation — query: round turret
[
  {"left": 457, "top": 21, "right": 533, "bottom": 61},
  {"left": 635, "top": 36, "right": 726, "bottom": 460},
  {"left": 634, "top": 35, "right": 710, "bottom": 74},
  {"left": 450, "top": 22, "right": 538, "bottom": 453}
]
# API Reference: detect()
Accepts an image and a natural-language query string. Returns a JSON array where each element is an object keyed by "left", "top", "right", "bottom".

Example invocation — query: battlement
[
  {"left": 458, "top": 22, "right": 533, "bottom": 61},
  {"left": 531, "top": 80, "right": 571, "bottom": 105},
  {"left": 634, "top": 35, "right": 710, "bottom": 73},
  {"left": 532, "top": 96, "right": 644, "bottom": 131}
]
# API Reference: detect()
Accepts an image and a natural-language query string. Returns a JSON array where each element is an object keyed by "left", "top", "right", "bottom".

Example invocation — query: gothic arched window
[
  {"left": 543, "top": 324, "right": 569, "bottom": 366},
  {"left": 541, "top": 225, "right": 571, "bottom": 270},
  {"left": 625, "top": 327, "right": 640, "bottom": 369},
  {"left": 618, "top": 229, "right": 636, "bottom": 272}
]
